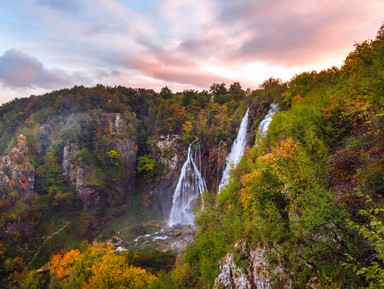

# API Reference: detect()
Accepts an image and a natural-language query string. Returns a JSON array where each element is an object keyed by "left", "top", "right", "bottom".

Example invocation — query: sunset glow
[{"left": 0, "top": 0, "right": 383, "bottom": 104}]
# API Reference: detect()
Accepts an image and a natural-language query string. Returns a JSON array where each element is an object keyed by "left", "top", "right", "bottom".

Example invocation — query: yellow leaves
[
  {"left": 9, "top": 213, "right": 17, "bottom": 221},
  {"left": 86, "top": 261, "right": 155, "bottom": 289},
  {"left": 239, "top": 187, "right": 253, "bottom": 210},
  {"left": 4, "top": 256, "right": 24, "bottom": 272},
  {"left": 182, "top": 121, "right": 193, "bottom": 133},
  {"left": 0, "top": 242, "right": 5, "bottom": 259}
]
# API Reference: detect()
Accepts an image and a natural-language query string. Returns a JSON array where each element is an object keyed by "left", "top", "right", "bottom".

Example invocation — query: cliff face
[
  {"left": 61, "top": 113, "right": 137, "bottom": 216},
  {"left": 145, "top": 134, "right": 181, "bottom": 217},
  {"left": 142, "top": 134, "right": 230, "bottom": 220},
  {"left": 0, "top": 134, "right": 34, "bottom": 206},
  {"left": 214, "top": 242, "right": 290, "bottom": 289}
]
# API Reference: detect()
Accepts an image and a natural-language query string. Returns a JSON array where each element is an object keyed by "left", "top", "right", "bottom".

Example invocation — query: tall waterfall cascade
[
  {"left": 218, "top": 108, "right": 249, "bottom": 193},
  {"left": 168, "top": 141, "right": 207, "bottom": 227}
]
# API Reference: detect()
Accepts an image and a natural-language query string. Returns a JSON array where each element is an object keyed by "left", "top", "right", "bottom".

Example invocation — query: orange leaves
[
  {"left": 0, "top": 199, "right": 11, "bottom": 209},
  {"left": 10, "top": 191, "right": 20, "bottom": 200},
  {"left": 109, "top": 123, "right": 116, "bottom": 136},
  {"left": 50, "top": 249, "right": 84, "bottom": 278},
  {"left": 19, "top": 181, "right": 28, "bottom": 190},
  {"left": 292, "top": 94, "right": 303, "bottom": 104},
  {"left": 258, "top": 152, "right": 276, "bottom": 164},
  {"left": 52, "top": 192, "right": 72, "bottom": 207},
  {"left": 270, "top": 138, "right": 298, "bottom": 163},
  {"left": 49, "top": 243, "right": 156, "bottom": 288}
]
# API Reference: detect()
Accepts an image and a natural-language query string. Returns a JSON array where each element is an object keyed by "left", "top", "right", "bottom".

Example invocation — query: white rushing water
[
  {"left": 168, "top": 141, "right": 207, "bottom": 227},
  {"left": 218, "top": 108, "right": 249, "bottom": 193},
  {"left": 218, "top": 105, "right": 277, "bottom": 193},
  {"left": 257, "top": 103, "right": 278, "bottom": 138}
]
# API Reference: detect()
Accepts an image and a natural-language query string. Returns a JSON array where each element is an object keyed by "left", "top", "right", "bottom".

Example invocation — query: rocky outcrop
[
  {"left": 156, "top": 134, "right": 180, "bottom": 171},
  {"left": 0, "top": 134, "right": 34, "bottom": 205},
  {"left": 214, "top": 242, "right": 290, "bottom": 289},
  {"left": 201, "top": 144, "right": 228, "bottom": 192},
  {"left": 146, "top": 134, "right": 181, "bottom": 217}
]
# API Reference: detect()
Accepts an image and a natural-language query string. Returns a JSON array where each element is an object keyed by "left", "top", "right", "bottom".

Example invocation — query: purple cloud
[{"left": 0, "top": 49, "right": 84, "bottom": 89}]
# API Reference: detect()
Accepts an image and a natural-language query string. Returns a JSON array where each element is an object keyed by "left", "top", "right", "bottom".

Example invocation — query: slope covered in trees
[
  {"left": 0, "top": 25, "right": 383, "bottom": 288},
  {"left": 172, "top": 25, "right": 384, "bottom": 288}
]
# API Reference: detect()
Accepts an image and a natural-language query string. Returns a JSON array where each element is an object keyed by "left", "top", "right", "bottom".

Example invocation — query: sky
[{"left": 0, "top": 0, "right": 383, "bottom": 105}]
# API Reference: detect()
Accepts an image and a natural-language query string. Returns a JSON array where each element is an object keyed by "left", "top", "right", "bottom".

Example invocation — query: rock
[
  {"left": 112, "top": 235, "right": 123, "bottom": 245},
  {"left": 156, "top": 134, "right": 180, "bottom": 171},
  {"left": 62, "top": 143, "right": 79, "bottom": 181},
  {"left": 114, "top": 246, "right": 125, "bottom": 254},
  {"left": 171, "top": 229, "right": 181, "bottom": 237},
  {"left": 213, "top": 241, "right": 289, "bottom": 289},
  {"left": 131, "top": 226, "right": 147, "bottom": 236}
]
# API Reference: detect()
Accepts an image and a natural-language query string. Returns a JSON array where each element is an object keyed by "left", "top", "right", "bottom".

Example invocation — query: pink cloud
[
  {"left": 214, "top": 0, "right": 384, "bottom": 66},
  {"left": 128, "top": 56, "right": 231, "bottom": 88}
]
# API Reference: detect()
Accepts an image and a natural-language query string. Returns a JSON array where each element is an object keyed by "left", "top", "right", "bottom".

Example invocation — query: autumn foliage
[{"left": 49, "top": 243, "right": 156, "bottom": 288}]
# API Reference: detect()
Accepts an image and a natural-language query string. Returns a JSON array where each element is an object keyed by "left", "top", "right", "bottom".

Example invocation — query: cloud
[
  {"left": 1, "top": 0, "right": 383, "bottom": 106},
  {"left": 0, "top": 49, "right": 85, "bottom": 89},
  {"left": 130, "top": 58, "right": 231, "bottom": 88},
  {"left": 212, "top": 0, "right": 384, "bottom": 66}
]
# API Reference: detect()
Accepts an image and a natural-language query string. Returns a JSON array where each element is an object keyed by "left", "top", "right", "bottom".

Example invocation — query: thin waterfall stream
[
  {"left": 218, "top": 104, "right": 277, "bottom": 193},
  {"left": 257, "top": 103, "right": 278, "bottom": 138},
  {"left": 218, "top": 108, "right": 249, "bottom": 193}
]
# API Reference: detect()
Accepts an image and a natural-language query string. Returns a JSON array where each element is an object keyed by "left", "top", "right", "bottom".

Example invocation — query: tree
[
  {"left": 49, "top": 243, "right": 157, "bottom": 288},
  {"left": 160, "top": 86, "right": 172, "bottom": 99}
]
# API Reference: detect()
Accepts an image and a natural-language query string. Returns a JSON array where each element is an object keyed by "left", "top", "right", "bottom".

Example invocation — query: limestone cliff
[{"left": 214, "top": 242, "right": 290, "bottom": 289}]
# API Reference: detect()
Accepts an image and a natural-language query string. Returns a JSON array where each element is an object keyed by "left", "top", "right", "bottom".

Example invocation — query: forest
[{"left": 0, "top": 25, "right": 383, "bottom": 288}]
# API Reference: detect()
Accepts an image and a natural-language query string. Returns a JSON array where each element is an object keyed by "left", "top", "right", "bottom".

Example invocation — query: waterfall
[
  {"left": 257, "top": 103, "right": 278, "bottom": 139},
  {"left": 168, "top": 141, "right": 207, "bottom": 227},
  {"left": 218, "top": 108, "right": 249, "bottom": 193}
]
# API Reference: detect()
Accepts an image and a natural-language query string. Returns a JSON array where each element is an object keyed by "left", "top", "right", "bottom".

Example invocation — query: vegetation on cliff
[{"left": 171, "top": 25, "right": 384, "bottom": 288}]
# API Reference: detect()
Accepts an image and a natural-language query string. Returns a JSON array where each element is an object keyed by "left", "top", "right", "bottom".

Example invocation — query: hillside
[{"left": 0, "top": 25, "right": 383, "bottom": 288}]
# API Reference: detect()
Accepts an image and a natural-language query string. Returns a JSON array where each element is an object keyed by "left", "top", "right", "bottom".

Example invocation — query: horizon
[{"left": 0, "top": 0, "right": 383, "bottom": 105}]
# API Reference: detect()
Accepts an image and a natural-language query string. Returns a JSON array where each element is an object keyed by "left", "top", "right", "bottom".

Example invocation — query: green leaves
[
  {"left": 137, "top": 155, "right": 156, "bottom": 173},
  {"left": 346, "top": 206, "right": 384, "bottom": 288}
]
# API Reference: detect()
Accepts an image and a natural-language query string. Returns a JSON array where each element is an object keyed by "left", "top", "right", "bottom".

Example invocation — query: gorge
[{"left": 0, "top": 25, "right": 384, "bottom": 288}]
